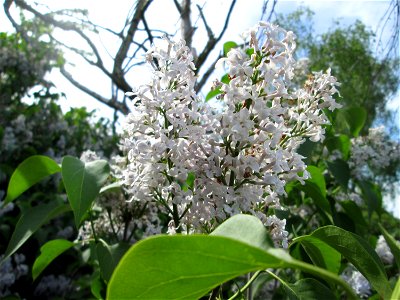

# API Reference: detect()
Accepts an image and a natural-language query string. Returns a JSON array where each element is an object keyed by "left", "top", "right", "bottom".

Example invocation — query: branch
[
  {"left": 60, "top": 66, "right": 129, "bottom": 114},
  {"left": 113, "top": 0, "right": 152, "bottom": 92},
  {"left": 195, "top": 0, "right": 237, "bottom": 72},
  {"left": 196, "top": 4, "right": 213, "bottom": 38},
  {"left": 180, "top": 0, "right": 193, "bottom": 48},
  {"left": 195, "top": 53, "right": 222, "bottom": 93}
]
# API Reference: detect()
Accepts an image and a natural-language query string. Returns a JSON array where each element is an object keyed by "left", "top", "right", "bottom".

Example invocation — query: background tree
[{"left": 275, "top": 4, "right": 399, "bottom": 133}]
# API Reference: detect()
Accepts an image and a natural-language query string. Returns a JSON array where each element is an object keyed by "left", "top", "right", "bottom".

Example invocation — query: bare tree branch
[
  {"left": 195, "top": 0, "right": 237, "bottom": 72},
  {"left": 180, "top": 0, "right": 193, "bottom": 48},
  {"left": 195, "top": 53, "right": 223, "bottom": 93},
  {"left": 60, "top": 66, "right": 129, "bottom": 114},
  {"left": 113, "top": 0, "right": 153, "bottom": 93},
  {"left": 5, "top": 0, "right": 273, "bottom": 116}
]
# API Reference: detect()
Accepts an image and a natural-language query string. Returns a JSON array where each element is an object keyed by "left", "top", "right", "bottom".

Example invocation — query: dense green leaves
[
  {"left": 3, "top": 155, "right": 61, "bottom": 205},
  {"left": 310, "top": 226, "right": 392, "bottom": 298},
  {"left": 339, "top": 200, "right": 367, "bottom": 227},
  {"left": 328, "top": 159, "right": 350, "bottom": 190},
  {"left": 339, "top": 106, "right": 367, "bottom": 137},
  {"left": 32, "top": 239, "right": 75, "bottom": 280},
  {"left": 1, "top": 199, "right": 70, "bottom": 264},
  {"left": 61, "top": 156, "right": 110, "bottom": 227},
  {"left": 107, "top": 215, "right": 356, "bottom": 299},
  {"left": 325, "top": 135, "right": 351, "bottom": 160},
  {"left": 358, "top": 180, "right": 383, "bottom": 218}
]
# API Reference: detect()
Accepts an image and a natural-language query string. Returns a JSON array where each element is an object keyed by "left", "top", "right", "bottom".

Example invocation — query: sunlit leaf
[
  {"left": 32, "top": 239, "right": 75, "bottom": 280},
  {"left": 298, "top": 166, "right": 332, "bottom": 220},
  {"left": 223, "top": 41, "right": 237, "bottom": 56},
  {"left": 3, "top": 155, "right": 61, "bottom": 205}
]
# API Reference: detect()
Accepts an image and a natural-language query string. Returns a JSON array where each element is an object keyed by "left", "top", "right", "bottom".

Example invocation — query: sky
[
  {"left": 2, "top": 0, "right": 397, "bottom": 121},
  {"left": 2, "top": 0, "right": 399, "bottom": 216}
]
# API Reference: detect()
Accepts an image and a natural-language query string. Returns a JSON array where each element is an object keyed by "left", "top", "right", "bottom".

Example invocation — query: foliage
[{"left": 276, "top": 10, "right": 399, "bottom": 133}]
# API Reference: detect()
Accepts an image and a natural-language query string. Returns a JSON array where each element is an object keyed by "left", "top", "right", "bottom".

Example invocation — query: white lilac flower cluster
[
  {"left": 34, "top": 274, "right": 72, "bottom": 297},
  {"left": 122, "top": 22, "right": 341, "bottom": 247},
  {"left": 77, "top": 151, "right": 164, "bottom": 242},
  {"left": 341, "top": 265, "right": 371, "bottom": 298},
  {"left": 0, "top": 254, "right": 28, "bottom": 297},
  {"left": 375, "top": 235, "right": 395, "bottom": 265},
  {"left": 349, "top": 126, "right": 399, "bottom": 180}
]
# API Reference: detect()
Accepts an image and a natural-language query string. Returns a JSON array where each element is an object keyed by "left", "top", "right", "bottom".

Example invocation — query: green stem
[
  {"left": 228, "top": 271, "right": 262, "bottom": 300},
  {"left": 89, "top": 209, "right": 98, "bottom": 242},
  {"left": 106, "top": 208, "right": 119, "bottom": 242}
]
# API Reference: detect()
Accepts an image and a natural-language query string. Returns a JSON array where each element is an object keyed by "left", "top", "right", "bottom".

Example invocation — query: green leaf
[
  {"left": 298, "top": 166, "right": 332, "bottom": 219},
  {"left": 220, "top": 74, "right": 230, "bottom": 84},
  {"left": 32, "top": 239, "right": 75, "bottom": 280},
  {"left": 310, "top": 225, "right": 392, "bottom": 298},
  {"left": 91, "top": 271, "right": 105, "bottom": 299},
  {"left": 99, "top": 182, "right": 121, "bottom": 194},
  {"left": 270, "top": 270, "right": 336, "bottom": 300},
  {"left": 344, "top": 107, "right": 367, "bottom": 137},
  {"left": 336, "top": 107, "right": 367, "bottom": 137},
  {"left": 293, "top": 236, "right": 341, "bottom": 274},
  {"left": 223, "top": 41, "right": 237, "bottom": 56},
  {"left": 181, "top": 172, "right": 196, "bottom": 192},
  {"left": 3, "top": 155, "right": 61, "bottom": 205},
  {"left": 1, "top": 199, "right": 70, "bottom": 265},
  {"left": 287, "top": 278, "right": 337, "bottom": 300},
  {"left": 392, "top": 277, "right": 400, "bottom": 300},
  {"left": 96, "top": 241, "right": 130, "bottom": 283},
  {"left": 358, "top": 180, "right": 382, "bottom": 218},
  {"left": 61, "top": 156, "right": 110, "bottom": 227},
  {"left": 246, "top": 48, "right": 255, "bottom": 57},
  {"left": 205, "top": 88, "right": 222, "bottom": 102},
  {"left": 211, "top": 214, "right": 273, "bottom": 250},
  {"left": 327, "top": 159, "right": 350, "bottom": 190},
  {"left": 339, "top": 200, "right": 367, "bottom": 227},
  {"left": 378, "top": 223, "right": 400, "bottom": 269},
  {"left": 325, "top": 134, "right": 351, "bottom": 160},
  {"left": 107, "top": 216, "right": 356, "bottom": 300}
]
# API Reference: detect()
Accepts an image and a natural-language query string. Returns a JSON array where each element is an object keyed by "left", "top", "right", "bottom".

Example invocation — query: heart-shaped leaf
[{"left": 61, "top": 156, "right": 110, "bottom": 227}]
